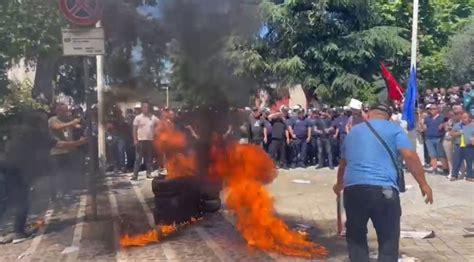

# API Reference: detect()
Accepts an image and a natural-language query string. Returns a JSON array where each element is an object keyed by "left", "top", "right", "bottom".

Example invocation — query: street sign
[
  {"left": 62, "top": 28, "right": 105, "bottom": 56},
  {"left": 59, "top": 0, "right": 104, "bottom": 26}
]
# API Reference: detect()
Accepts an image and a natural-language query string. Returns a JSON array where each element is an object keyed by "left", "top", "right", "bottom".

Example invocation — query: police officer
[
  {"left": 315, "top": 109, "right": 335, "bottom": 169},
  {"left": 268, "top": 111, "right": 290, "bottom": 169},
  {"left": 333, "top": 108, "right": 350, "bottom": 163},
  {"left": 281, "top": 106, "right": 296, "bottom": 168},
  {"left": 248, "top": 108, "right": 268, "bottom": 146},
  {"left": 262, "top": 108, "right": 272, "bottom": 153},
  {"left": 291, "top": 109, "right": 311, "bottom": 168},
  {"left": 307, "top": 109, "right": 320, "bottom": 166}
]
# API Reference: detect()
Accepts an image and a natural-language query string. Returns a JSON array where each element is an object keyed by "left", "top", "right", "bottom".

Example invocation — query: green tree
[
  {"left": 444, "top": 16, "right": 474, "bottom": 84},
  {"left": 232, "top": 0, "right": 410, "bottom": 104},
  {"left": 374, "top": 0, "right": 473, "bottom": 88},
  {"left": 0, "top": 0, "right": 170, "bottom": 104}
]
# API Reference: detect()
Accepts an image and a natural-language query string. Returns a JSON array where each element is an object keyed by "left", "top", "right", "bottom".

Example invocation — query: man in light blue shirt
[
  {"left": 333, "top": 103, "right": 433, "bottom": 262},
  {"left": 449, "top": 111, "right": 474, "bottom": 181}
]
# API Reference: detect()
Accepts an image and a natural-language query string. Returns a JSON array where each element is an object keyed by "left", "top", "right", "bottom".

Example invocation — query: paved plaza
[{"left": 0, "top": 167, "right": 473, "bottom": 261}]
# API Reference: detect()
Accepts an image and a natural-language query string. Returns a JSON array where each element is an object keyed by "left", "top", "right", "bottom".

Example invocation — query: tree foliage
[
  {"left": 374, "top": 0, "right": 473, "bottom": 88},
  {"left": 444, "top": 16, "right": 474, "bottom": 84},
  {"left": 232, "top": 0, "right": 410, "bottom": 104},
  {"left": 0, "top": 0, "right": 170, "bottom": 104}
]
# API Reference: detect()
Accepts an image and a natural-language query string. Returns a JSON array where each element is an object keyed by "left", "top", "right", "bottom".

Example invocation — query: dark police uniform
[
  {"left": 248, "top": 115, "right": 265, "bottom": 146},
  {"left": 269, "top": 118, "right": 288, "bottom": 168},
  {"left": 315, "top": 117, "right": 334, "bottom": 169},
  {"left": 292, "top": 116, "right": 310, "bottom": 167}
]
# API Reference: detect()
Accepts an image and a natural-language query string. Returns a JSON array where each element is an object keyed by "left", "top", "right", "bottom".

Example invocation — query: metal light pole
[
  {"left": 96, "top": 21, "right": 106, "bottom": 173},
  {"left": 161, "top": 84, "right": 170, "bottom": 108}
]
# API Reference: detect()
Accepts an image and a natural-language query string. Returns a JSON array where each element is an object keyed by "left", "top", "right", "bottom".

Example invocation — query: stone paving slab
[{"left": 0, "top": 167, "right": 472, "bottom": 261}]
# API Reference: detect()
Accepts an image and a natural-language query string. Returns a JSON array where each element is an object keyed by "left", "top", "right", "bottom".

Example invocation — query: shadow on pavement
[{"left": 279, "top": 214, "right": 348, "bottom": 260}]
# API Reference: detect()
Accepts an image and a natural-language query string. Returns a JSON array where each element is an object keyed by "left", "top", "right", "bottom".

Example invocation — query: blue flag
[{"left": 402, "top": 66, "right": 417, "bottom": 131}]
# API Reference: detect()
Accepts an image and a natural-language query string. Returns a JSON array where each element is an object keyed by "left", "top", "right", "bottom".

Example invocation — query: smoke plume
[{"left": 160, "top": 0, "right": 260, "bottom": 106}]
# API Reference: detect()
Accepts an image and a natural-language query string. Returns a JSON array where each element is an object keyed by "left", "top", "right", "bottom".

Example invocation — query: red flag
[{"left": 381, "top": 63, "right": 404, "bottom": 101}]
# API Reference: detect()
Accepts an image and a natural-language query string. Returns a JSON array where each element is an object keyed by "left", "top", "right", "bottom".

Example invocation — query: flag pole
[
  {"left": 410, "top": 0, "right": 419, "bottom": 70},
  {"left": 408, "top": 0, "right": 419, "bottom": 147},
  {"left": 397, "top": 86, "right": 405, "bottom": 100}
]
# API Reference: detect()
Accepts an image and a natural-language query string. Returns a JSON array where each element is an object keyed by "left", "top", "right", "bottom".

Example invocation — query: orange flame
[
  {"left": 151, "top": 122, "right": 328, "bottom": 258},
  {"left": 120, "top": 219, "right": 203, "bottom": 248},
  {"left": 210, "top": 144, "right": 328, "bottom": 258},
  {"left": 120, "top": 230, "right": 159, "bottom": 248},
  {"left": 154, "top": 121, "right": 197, "bottom": 179},
  {"left": 35, "top": 218, "right": 46, "bottom": 228}
]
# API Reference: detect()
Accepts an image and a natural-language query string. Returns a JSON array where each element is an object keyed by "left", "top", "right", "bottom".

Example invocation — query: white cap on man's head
[
  {"left": 348, "top": 98, "right": 363, "bottom": 110},
  {"left": 134, "top": 103, "right": 141, "bottom": 109}
]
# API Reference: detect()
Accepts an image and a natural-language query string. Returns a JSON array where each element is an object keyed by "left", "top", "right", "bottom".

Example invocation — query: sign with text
[{"left": 62, "top": 28, "right": 105, "bottom": 56}]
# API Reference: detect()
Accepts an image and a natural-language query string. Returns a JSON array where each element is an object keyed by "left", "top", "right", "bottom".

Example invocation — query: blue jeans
[
  {"left": 309, "top": 136, "right": 319, "bottom": 165},
  {"left": 317, "top": 138, "right": 333, "bottom": 168},
  {"left": 425, "top": 138, "right": 446, "bottom": 158},
  {"left": 116, "top": 138, "right": 126, "bottom": 170},
  {"left": 344, "top": 185, "right": 401, "bottom": 262},
  {"left": 451, "top": 145, "right": 474, "bottom": 178},
  {"left": 292, "top": 138, "right": 308, "bottom": 166}
]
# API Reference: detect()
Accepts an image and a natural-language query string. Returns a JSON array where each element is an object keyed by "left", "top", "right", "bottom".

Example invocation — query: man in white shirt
[{"left": 132, "top": 102, "right": 159, "bottom": 180}]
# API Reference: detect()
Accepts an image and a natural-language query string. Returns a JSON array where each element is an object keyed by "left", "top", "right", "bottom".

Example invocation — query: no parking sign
[{"left": 59, "top": 0, "right": 104, "bottom": 26}]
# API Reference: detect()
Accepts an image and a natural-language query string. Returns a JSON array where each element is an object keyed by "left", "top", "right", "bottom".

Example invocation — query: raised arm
[{"left": 50, "top": 118, "right": 81, "bottom": 131}]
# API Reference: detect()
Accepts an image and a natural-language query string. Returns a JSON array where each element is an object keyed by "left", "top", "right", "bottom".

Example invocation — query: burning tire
[
  {"left": 152, "top": 176, "right": 222, "bottom": 224},
  {"left": 201, "top": 198, "right": 221, "bottom": 213},
  {"left": 152, "top": 177, "right": 201, "bottom": 224}
]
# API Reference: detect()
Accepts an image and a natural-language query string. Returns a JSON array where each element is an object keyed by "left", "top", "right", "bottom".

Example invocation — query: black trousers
[
  {"left": 250, "top": 139, "right": 263, "bottom": 147},
  {"left": 344, "top": 185, "right": 401, "bottom": 262},
  {"left": 51, "top": 153, "right": 76, "bottom": 197},
  {"left": 309, "top": 136, "right": 318, "bottom": 165},
  {"left": 0, "top": 172, "right": 29, "bottom": 234},
  {"left": 125, "top": 140, "right": 136, "bottom": 170},
  {"left": 133, "top": 141, "right": 154, "bottom": 177},
  {"left": 422, "top": 134, "right": 431, "bottom": 165},
  {"left": 263, "top": 136, "right": 271, "bottom": 153},
  {"left": 269, "top": 138, "right": 286, "bottom": 167}
]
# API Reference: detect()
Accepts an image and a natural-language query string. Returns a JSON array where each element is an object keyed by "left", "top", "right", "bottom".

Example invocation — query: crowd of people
[
  {"left": 0, "top": 86, "right": 472, "bottom": 244},
  {"left": 417, "top": 82, "right": 474, "bottom": 181},
  {"left": 102, "top": 102, "right": 367, "bottom": 174},
  {"left": 100, "top": 83, "right": 473, "bottom": 183}
]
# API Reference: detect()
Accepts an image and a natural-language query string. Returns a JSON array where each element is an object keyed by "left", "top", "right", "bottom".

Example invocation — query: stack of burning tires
[{"left": 151, "top": 176, "right": 222, "bottom": 225}]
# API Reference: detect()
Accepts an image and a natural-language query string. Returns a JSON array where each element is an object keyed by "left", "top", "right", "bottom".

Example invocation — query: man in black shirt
[
  {"left": 268, "top": 112, "right": 290, "bottom": 169},
  {"left": 248, "top": 108, "right": 268, "bottom": 146}
]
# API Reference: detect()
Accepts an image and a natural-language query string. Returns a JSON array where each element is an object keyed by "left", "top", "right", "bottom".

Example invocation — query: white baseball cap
[
  {"left": 134, "top": 103, "right": 141, "bottom": 109},
  {"left": 348, "top": 98, "right": 363, "bottom": 110}
]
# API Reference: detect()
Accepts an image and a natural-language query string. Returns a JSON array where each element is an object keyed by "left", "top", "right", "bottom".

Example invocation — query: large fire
[{"left": 148, "top": 121, "right": 328, "bottom": 259}]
